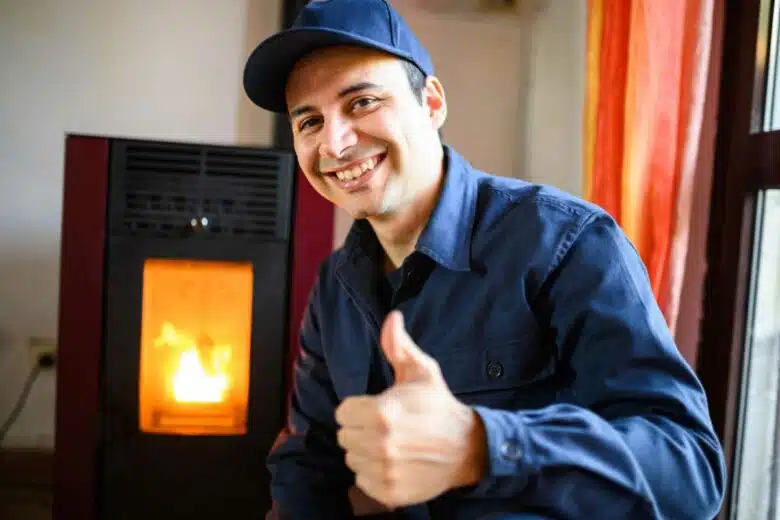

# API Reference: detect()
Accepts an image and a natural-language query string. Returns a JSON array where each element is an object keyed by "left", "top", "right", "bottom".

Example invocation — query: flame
[{"left": 154, "top": 322, "right": 232, "bottom": 403}]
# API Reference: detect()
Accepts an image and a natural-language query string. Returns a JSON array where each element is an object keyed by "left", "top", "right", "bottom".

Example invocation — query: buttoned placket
[
  {"left": 336, "top": 248, "right": 395, "bottom": 390},
  {"left": 336, "top": 251, "right": 435, "bottom": 520}
]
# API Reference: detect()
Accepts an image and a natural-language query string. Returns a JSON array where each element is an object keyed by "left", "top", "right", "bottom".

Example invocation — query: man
[{"left": 242, "top": 1, "right": 726, "bottom": 518}]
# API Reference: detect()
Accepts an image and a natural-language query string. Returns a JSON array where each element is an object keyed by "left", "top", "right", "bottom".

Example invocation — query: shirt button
[
  {"left": 500, "top": 440, "right": 523, "bottom": 461},
  {"left": 486, "top": 360, "right": 503, "bottom": 379}
]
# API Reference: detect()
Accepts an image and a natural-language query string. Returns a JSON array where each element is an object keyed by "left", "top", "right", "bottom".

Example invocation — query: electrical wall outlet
[{"left": 28, "top": 336, "right": 57, "bottom": 369}]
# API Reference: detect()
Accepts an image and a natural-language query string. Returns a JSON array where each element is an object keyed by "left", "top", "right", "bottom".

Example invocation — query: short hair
[
  {"left": 401, "top": 59, "right": 443, "bottom": 137},
  {"left": 401, "top": 59, "right": 427, "bottom": 104}
]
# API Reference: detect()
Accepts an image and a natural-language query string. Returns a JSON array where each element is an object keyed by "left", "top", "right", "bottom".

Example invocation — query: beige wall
[
  {"left": 334, "top": 0, "right": 586, "bottom": 248},
  {"left": 0, "top": 0, "right": 586, "bottom": 448}
]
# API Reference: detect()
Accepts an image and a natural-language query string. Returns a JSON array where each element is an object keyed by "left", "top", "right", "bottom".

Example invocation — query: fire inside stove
[{"left": 138, "top": 259, "right": 253, "bottom": 435}]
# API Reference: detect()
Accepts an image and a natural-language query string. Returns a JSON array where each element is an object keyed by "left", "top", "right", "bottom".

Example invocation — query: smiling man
[{"left": 242, "top": 1, "right": 726, "bottom": 519}]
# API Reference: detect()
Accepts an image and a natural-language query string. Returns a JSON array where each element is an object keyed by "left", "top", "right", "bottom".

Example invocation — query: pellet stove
[{"left": 53, "top": 134, "right": 333, "bottom": 520}]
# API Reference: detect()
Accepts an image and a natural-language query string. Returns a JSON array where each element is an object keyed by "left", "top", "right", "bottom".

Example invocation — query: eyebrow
[{"left": 288, "top": 81, "right": 384, "bottom": 120}]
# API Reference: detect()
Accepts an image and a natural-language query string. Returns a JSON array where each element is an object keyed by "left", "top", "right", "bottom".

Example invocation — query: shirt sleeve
[
  {"left": 265, "top": 275, "right": 357, "bottom": 519},
  {"left": 463, "top": 213, "right": 726, "bottom": 520}
]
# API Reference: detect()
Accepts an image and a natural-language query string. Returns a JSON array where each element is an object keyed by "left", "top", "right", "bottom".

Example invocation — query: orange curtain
[{"left": 584, "top": 0, "right": 716, "bottom": 334}]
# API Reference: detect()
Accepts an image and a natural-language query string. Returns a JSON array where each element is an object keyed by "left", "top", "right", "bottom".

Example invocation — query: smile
[{"left": 326, "top": 153, "right": 385, "bottom": 190}]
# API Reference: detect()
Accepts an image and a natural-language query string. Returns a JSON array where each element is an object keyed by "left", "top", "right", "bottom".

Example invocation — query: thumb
[{"left": 380, "top": 310, "right": 439, "bottom": 384}]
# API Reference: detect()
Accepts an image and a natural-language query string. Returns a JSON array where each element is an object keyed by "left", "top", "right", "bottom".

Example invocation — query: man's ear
[{"left": 423, "top": 76, "right": 447, "bottom": 130}]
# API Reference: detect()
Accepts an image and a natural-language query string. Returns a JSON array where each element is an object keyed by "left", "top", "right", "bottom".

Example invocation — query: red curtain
[{"left": 584, "top": 0, "right": 718, "bottom": 343}]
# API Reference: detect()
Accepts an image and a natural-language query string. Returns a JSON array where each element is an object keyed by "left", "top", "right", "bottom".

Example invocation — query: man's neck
[{"left": 370, "top": 172, "right": 444, "bottom": 273}]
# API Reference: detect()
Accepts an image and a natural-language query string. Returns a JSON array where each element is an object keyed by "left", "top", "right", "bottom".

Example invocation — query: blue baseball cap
[{"left": 243, "top": 0, "right": 434, "bottom": 113}]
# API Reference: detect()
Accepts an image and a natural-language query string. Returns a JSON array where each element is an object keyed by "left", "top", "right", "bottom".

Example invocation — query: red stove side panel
[
  {"left": 53, "top": 134, "right": 109, "bottom": 520},
  {"left": 286, "top": 168, "right": 335, "bottom": 398}
]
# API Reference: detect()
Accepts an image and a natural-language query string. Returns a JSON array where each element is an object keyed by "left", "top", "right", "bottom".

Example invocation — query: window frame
[{"left": 697, "top": 0, "right": 780, "bottom": 519}]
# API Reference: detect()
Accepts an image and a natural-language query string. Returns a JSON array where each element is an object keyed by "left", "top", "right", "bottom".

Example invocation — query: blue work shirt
[{"left": 267, "top": 146, "right": 726, "bottom": 519}]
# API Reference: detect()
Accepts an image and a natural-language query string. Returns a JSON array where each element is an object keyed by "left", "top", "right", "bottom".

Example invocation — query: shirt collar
[
  {"left": 414, "top": 145, "right": 476, "bottom": 271},
  {"left": 339, "top": 145, "right": 478, "bottom": 272}
]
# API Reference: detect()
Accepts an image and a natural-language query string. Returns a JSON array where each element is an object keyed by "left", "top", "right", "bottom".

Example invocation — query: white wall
[
  {"left": 0, "top": 0, "right": 279, "bottom": 448},
  {"left": 0, "top": 0, "right": 586, "bottom": 448}
]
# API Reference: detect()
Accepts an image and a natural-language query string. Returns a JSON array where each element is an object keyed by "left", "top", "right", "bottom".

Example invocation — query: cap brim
[{"left": 243, "top": 27, "right": 418, "bottom": 113}]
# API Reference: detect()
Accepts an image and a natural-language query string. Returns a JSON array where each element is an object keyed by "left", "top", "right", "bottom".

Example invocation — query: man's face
[{"left": 286, "top": 46, "right": 446, "bottom": 220}]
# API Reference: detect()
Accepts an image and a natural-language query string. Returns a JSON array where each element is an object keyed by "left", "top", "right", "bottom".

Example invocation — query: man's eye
[
  {"left": 351, "top": 97, "right": 378, "bottom": 110},
  {"left": 299, "top": 117, "right": 320, "bottom": 131}
]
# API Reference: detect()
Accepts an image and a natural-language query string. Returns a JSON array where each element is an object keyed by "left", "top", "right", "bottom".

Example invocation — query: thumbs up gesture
[{"left": 335, "top": 311, "right": 487, "bottom": 508}]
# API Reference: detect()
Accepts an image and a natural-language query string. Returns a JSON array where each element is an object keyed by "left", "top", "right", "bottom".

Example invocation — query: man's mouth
[{"left": 324, "top": 153, "right": 386, "bottom": 190}]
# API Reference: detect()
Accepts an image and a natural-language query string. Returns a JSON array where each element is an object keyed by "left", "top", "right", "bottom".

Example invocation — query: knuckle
[
  {"left": 378, "top": 438, "right": 397, "bottom": 462},
  {"left": 376, "top": 398, "right": 398, "bottom": 431},
  {"left": 380, "top": 465, "right": 399, "bottom": 491},
  {"left": 376, "top": 413, "right": 391, "bottom": 433}
]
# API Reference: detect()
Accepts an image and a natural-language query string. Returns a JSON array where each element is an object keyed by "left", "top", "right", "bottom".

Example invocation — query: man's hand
[{"left": 334, "top": 310, "right": 487, "bottom": 509}]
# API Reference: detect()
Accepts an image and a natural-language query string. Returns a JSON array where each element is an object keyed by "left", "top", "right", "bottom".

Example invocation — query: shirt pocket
[{"left": 432, "top": 332, "right": 559, "bottom": 410}]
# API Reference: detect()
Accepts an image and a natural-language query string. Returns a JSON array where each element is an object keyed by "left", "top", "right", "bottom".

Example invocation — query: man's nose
[{"left": 319, "top": 116, "right": 358, "bottom": 159}]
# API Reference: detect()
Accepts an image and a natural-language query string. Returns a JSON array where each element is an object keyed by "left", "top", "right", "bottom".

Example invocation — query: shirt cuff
[{"left": 457, "top": 405, "right": 533, "bottom": 498}]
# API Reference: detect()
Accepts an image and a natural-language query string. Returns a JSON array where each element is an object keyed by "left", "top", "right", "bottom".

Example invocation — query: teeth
[{"left": 335, "top": 157, "right": 378, "bottom": 182}]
